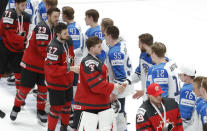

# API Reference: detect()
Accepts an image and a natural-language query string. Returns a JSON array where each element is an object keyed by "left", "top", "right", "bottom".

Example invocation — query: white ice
[{"left": 1, "top": 0, "right": 207, "bottom": 130}]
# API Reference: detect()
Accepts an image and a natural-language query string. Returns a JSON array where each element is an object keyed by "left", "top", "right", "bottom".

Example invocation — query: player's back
[
  {"left": 164, "top": 60, "right": 180, "bottom": 99},
  {"left": 147, "top": 60, "right": 180, "bottom": 99},
  {"left": 179, "top": 83, "right": 196, "bottom": 119},
  {"left": 85, "top": 25, "right": 103, "bottom": 40},
  {"left": 107, "top": 40, "right": 133, "bottom": 98}
]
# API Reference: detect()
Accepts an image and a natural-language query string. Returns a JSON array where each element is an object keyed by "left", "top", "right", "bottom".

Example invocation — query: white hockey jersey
[
  {"left": 107, "top": 39, "right": 134, "bottom": 98},
  {"left": 146, "top": 60, "right": 181, "bottom": 100}
]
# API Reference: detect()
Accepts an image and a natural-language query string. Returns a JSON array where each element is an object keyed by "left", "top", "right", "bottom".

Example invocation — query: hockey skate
[
  {"left": 37, "top": 110, "right": 48, "bottom": 127},
  {"left": 0, "top": 109, "right": 6, "bottom": 118},
  {"left": 10, "top": 106, "right": 20, "bottom": 121},
  {"left": 7, "top": 73, "right": 15, "bottom": 86},
  {"left": 60, "top": 124, "right": 68, "bottom": 131}
]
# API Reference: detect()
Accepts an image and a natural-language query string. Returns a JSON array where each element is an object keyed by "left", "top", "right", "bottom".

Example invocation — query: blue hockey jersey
[
  {"left": 200, "top": 100, "right": 207, "bottom": 125},
  {"left": 179, "top": 83, "right": 196, "bottom": 119},
  {"left": 146, "top": 60, "right": 180, "bottom": 99},
  {"left": 196, "top": 97, "right": 206, "bottom": 114},
  {"left": 37, "top": 1, "right": 47, "bottom": 22},
  {"left": 84, "top": 25, "right": 106, "bottom": 62},
  {"left": 107, "top": 40, "right": 133, "bottom": 98},
  {"left": 133, "top": 52, "right": 154, "bottom": 89},
  {"left": 67, "top": 22, "right": 84, "bottom": 65}
]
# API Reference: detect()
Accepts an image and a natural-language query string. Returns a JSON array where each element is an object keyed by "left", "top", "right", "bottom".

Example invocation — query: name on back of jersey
[
  {"left": 36, "top": 34, "right": 49, "bottom": 40},
  {"left": 111, "top": 59, "right": 124, "bottom": 66},
  {"left": 180, "top": 98, "right": 196, "bottom": 107},
  {"left": 3, "top": 17, "right": 14, "bottom": 24},
  {"left": 169, "top": 63, "right": 178, "bottom": 72}
]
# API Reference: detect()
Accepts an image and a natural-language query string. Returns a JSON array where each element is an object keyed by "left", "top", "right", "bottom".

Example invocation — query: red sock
[
  {"left": 48, "top": 105, "right": 62, "bottom": 130},
  {"left": 14, "top": 87, "right": 31, "bottom": 107},
  {"left": 37, "top": 85, "right": 47, "bottom": 110},
  {"left": 60, "top": 101, "right": 72, "bottom": 126},
  {"left": 14, "top": 73, "right": 21, "bottom": 90}
]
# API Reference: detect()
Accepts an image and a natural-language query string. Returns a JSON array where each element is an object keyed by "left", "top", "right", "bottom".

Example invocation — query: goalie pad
[
  {"left": 78, "top": 111, "right": 98, "bottom": 131},
  {"left": 98, "top": 108, "right": 117, "bottom": 131},
  {"left": 111, "top": 99, "right": 121, "bottom": 117},
  {"left": 117, "top": 112, "right": 127, "bottom": 131}
]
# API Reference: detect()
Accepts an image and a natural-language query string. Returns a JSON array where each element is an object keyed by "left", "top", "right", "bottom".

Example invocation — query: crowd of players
[{"left": 0, "top": 0, "right": 207, "bottom": 131}]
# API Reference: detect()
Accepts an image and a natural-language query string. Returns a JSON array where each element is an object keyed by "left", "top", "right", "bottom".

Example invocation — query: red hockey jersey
[
  {"left": 0, "top": 8, "right": 30, "bottom": 52},
  {"left": 21, "top": 21, "right": 54, "bottom": 74},
  {"left": 74, "top": 54, "right": 114, "bottom": 110},
  {"left": 44, "top": 37, "right": 74, "bottom": 91},
  {"left": 136, "top": 98, "right": 183, "bottom": 131}
]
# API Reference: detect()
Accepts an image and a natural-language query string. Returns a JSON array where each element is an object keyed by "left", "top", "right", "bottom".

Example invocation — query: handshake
[{"left": 113, "top": 82, "right": 128, "bottom": 95}]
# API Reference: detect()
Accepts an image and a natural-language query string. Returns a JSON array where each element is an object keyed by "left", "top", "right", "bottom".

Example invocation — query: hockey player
[
  {"left": 83, "top": 9, "right": 106, "bottom": 62},
  {"left": 188, "top": 76, "right": 205, "bottom": 130},
  {"left": 6, "top": 0, "right": 39, "bottom": 85},
  {"left": 62, "top": 6, "right": 84, "bottom": 92},
  {"left": 62, "top": 6, "right": 84, "bottom": 129},
  {"left": 100, "top": 17, "right": 114, "bottom": 65},
  {"left": 36, "top": 0, "right": 58, "bottom": 23},
  {"left": 146, "top": 42, "right": 180, "bottom": 100},
  {"left": 9, "top": 7, "right": 60, "bottom": 125},
  {"left": 45, "top": 22, "right": 79, "bottom": 131},
  {"left": 178, "top": 65, "right": 196, "bottom": 130},
  {"left": 0, "top": 0, "right": 30, "bottom": 89},
  {"left": 73, "top": 36, "right": 126, "bottom": 131},
  {"left": 105, "top": 25, "right": 133, "bottom": 131},
  {"left": 131, "top": 33, "right": 155, "bottom": 100},
  {"left": 199, "top": 77, "right": 207, "bottom": 130},
  {"left": 136, "top": 83, "right": 184, "bottom": 131}
]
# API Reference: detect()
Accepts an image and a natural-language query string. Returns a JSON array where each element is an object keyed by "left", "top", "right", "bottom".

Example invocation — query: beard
[
  {"left": 141, "top": 48, "right": 146, "bottom": 53},
  {"left": 60, "top": 36, "right": 69, "bottom": 41}
]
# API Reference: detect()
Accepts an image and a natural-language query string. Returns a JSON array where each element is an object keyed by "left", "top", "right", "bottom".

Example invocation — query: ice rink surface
[{"left": 0, "top": 0, "right": 207, "bottom": 130}]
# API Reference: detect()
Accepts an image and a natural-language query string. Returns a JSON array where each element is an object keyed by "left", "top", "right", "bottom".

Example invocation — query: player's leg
[
  {"left": 47, "top": 89, "right": 65, "bottom": 131},
  {"left": 60, "top": 87, "right": 73, "bottom": 131},
  {"left": 98, "top": 108, "right": 117, "bottom": 131},
  {"left": 10, "top": 68, "right": 36, "bottom": 121},
  {"left": 36, "top": 73, "right": 48, "bottom": 124},
  {"left": 0, "top": 40, "right": 10, "bottom": 78},
  {"left": 117, "top": 98, "right": 127, "bottom": 131},
  {"left": 11, "top": 52, "right": 24, "bottom": 90},
  {"left": 77, "top": 111, "right": 98, "bottom": 131}
]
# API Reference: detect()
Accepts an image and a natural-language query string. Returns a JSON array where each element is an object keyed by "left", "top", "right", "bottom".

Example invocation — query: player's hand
[
  {"left": 132, "top": 90, "right": 144, "bottom": 99},
  {"left": 70, "top": 66, "right": 80, "bottom": 74},
  {"left": 110, "top": 93, "right": 117, "bottom": 102}
]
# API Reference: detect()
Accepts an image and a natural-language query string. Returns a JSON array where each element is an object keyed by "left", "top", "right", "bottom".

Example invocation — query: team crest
[{"left": 155, "top": 86, "right": 159, "bottom": 91}]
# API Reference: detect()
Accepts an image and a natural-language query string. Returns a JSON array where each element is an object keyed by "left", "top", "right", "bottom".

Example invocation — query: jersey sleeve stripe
[{"left": 89, "top": 78, "right": 104, "bottom": 89}]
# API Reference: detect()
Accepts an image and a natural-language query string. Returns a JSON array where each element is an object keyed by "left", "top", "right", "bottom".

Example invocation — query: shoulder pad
[
  {"left": 35, "top": 22, "right": 50, "bottom": 40},
  {"left": 2, "top": 9, "right": 17, "bottom": 24},
  {"left": 137, "top": 108, "right": 146, "bottom": 116},
  {"left": 22, "top": 11, "right": 31, "bottom": 23}
]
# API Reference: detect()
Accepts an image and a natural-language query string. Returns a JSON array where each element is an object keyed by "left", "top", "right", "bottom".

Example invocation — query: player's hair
[
  {"left": 193, "top": 76, "right": 205, "bottom": 89},
  {"left": 101, "top": 18, "right": 114, "bottom": 31},
  {"left": 85, "top": 9, "right": 99, "bottom": 22},
  {"left": 44, "top": 0, "right": 58, "bottom": 8},
  {"left": 106, "top": 25, "right": 119, "bottom": 40},
  {"left": 15, "top": 0, "right": 26, "bottom": 3},
  {"left": 54, "top": 22, "right": 67, "bottom": 34},
  {"left": 201, "top": 77, "right": 207, "bottom": 92},
  {"left": 47, "top": 8, "right": 60, "bottom": 16},
  {"left": 139, "top": 33, "right": 153, "bottom": 46},
  {"left": 86, "top": 36, "right": 102, "bottom": 50},
  {"left": 62, "top": 6, "right": 74, "bottom": 20},
  {"left": 151, "top": 42, "right": 166, "bottom": 58}
]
